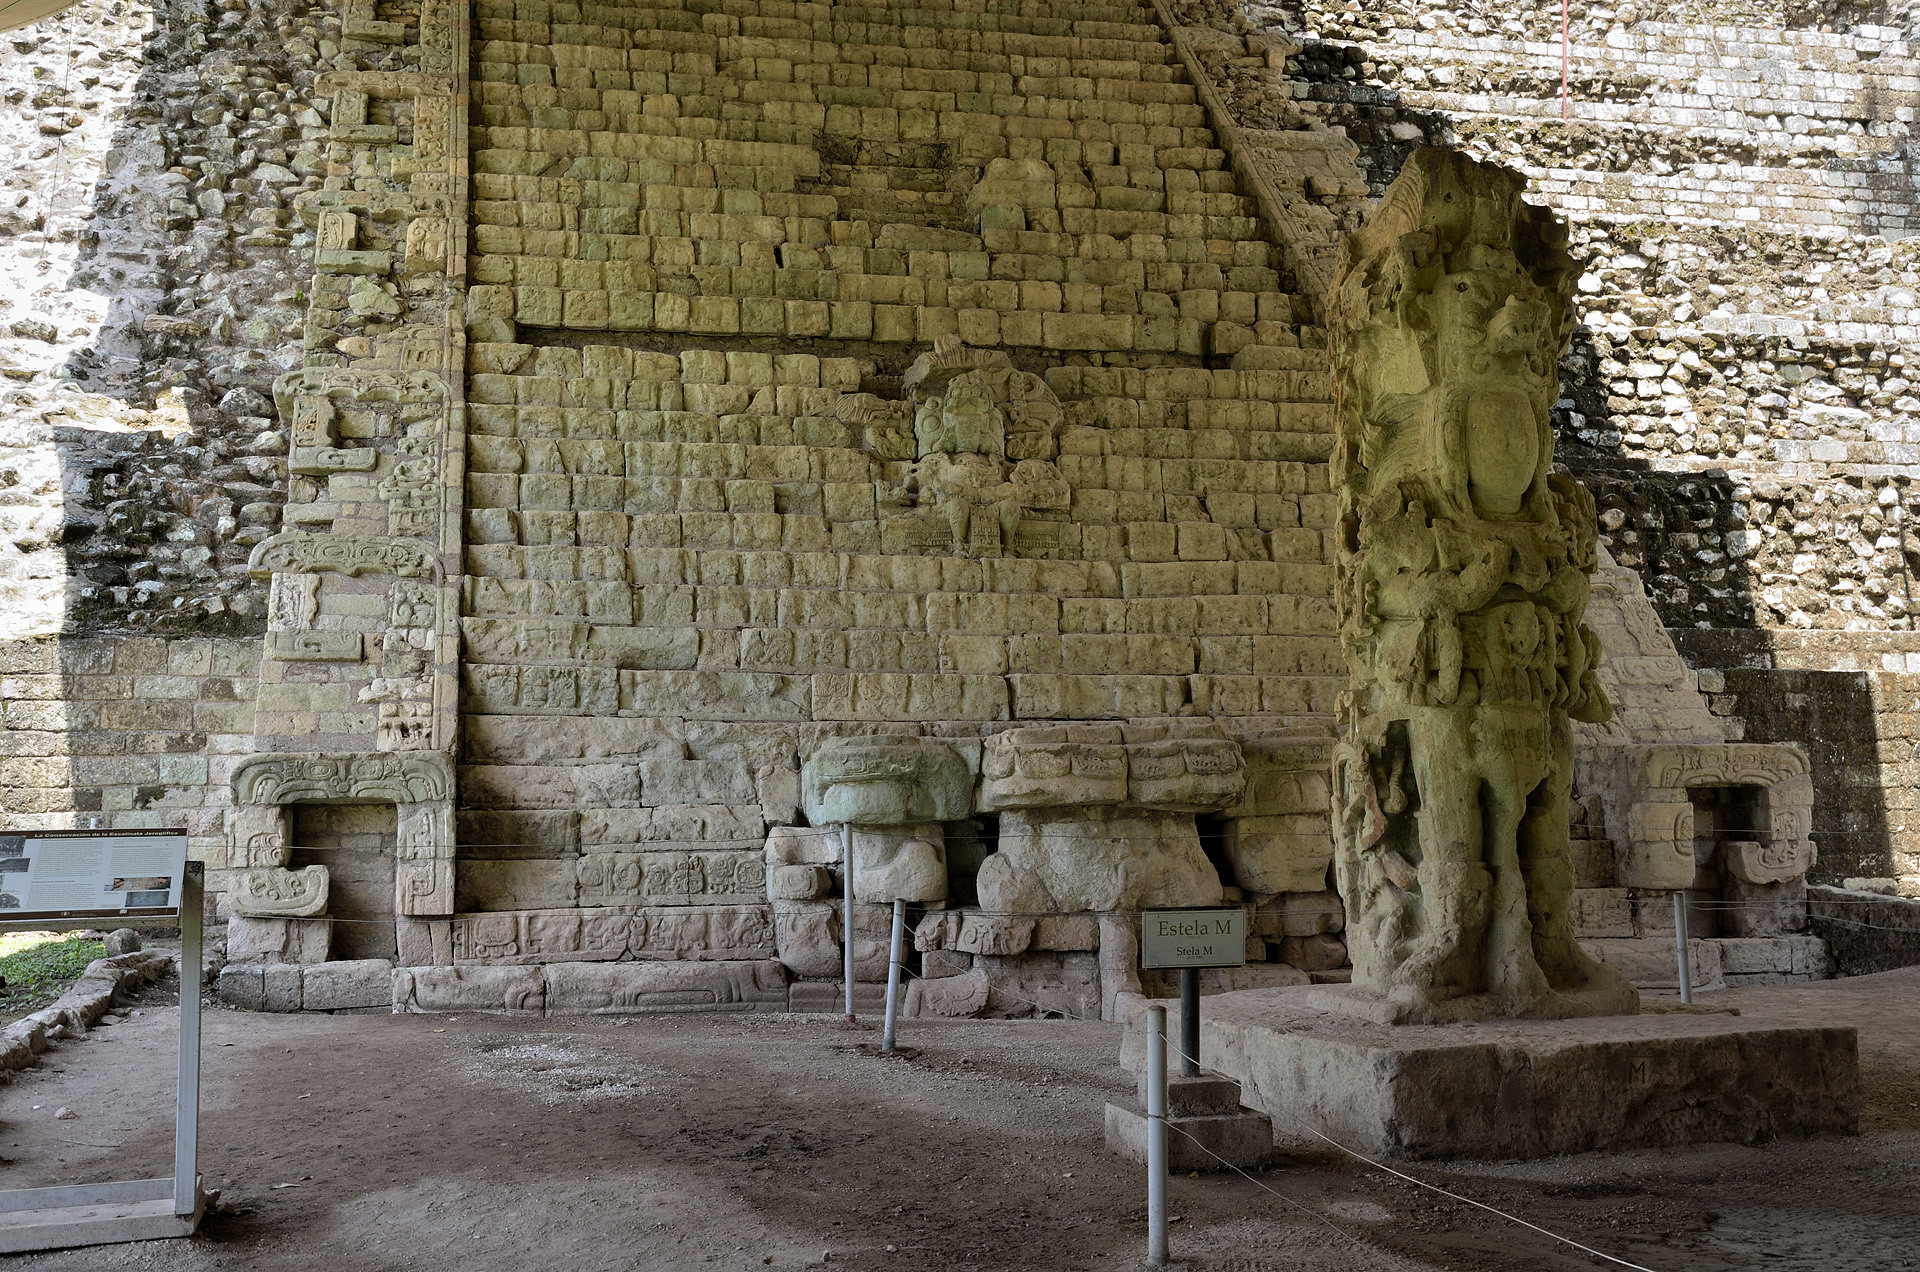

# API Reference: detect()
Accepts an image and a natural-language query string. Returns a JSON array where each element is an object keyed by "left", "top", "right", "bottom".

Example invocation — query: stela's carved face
[
  {"left": 914, "top": 370, "right": 1006, "bottom": 459},
  {"left": 1435, "top": 266, "right": 1556, "bottom": 519}
]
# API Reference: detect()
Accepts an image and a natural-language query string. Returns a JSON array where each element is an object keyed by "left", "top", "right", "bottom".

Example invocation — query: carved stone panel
[
  {"left": 228, "top": 866, "right": 331, "bottom": 918},
  {"left": 232, "top": 751, "right": 454, "bottom": 806}
]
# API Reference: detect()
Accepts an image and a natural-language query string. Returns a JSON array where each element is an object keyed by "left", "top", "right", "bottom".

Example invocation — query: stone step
[
  {"left": 1104, "top": 1082, "right": 1275, "bottom": 1173},
  {"left": 1136, "top": 1071, "right": 1246, "bottom": 1117},
  {"left": 460, "top": 578, "right": 1343, "bottom": 631}
]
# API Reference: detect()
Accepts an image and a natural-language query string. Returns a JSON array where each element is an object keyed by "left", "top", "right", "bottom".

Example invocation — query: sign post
[
  {"left": 0, "top": 830, "right": 209, "bottom": 1253},
  {"left": 1141, "top": 907, "right": 1246, "bottom": 1077}
]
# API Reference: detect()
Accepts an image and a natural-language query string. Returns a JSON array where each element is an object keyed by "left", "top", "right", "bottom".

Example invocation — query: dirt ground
[{"left": 3, "top": 967, "right": 1918, "bottom": 1272}]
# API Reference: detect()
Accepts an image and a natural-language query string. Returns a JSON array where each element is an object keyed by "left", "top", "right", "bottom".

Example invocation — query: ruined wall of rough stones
[
  {"left": 0, "top": 0, "right": 326, "bottom": 894},
  {"left": 1201, "top": 0, "right": 1920, "bottom": 890},
  {"left": 0, "top": 0, "right": 346, "bottom": 642}
]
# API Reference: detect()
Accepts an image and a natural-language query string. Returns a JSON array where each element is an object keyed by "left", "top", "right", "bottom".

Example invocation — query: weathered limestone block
[
  {"left": 1327, "top": 150, "right": 1636, "bottom": 1024},
  {"left": 994, "top": 808, "right": 1223, "bottom": 913},
  {"left": 773, "top": 900, "right": 842, "bottom": 978},
  {"left": 1222, "top": 735, "right": 1334, "bottom": 892},
  {"left": 905, "top": 968, "right": 991, "bottom": 1018},
  {"left": 976, "top": 852, "right": 1056, "bottom": 915},
  {"left": 394, "top": 965, "right": 546, "bottom": 1013},
  {"left": 1124, "top": 722, "right": 1246, "bottom": 812},
  {"left": 1618, "top": 801, "right": 1696, "bottom": 889},
  {"left": 769, "top": 864, "right": 831, "bottom": 901},
  {"left": 1224, "top": 816, "right": 1332, "bottom": 894},
  {"left": 460, "top": 763, "right": 641, "bottom": 810},
  {"left": 216, "top": 965, "right": 266, "bottom": 1012},
  {"left": 1582, "top": 938, "right": 1725, "bottom": 993},
  {"left": 1726, "top": 838, "right": 1816, "bottom": 888},
  {"left": 1572, "top": 888, "right": 1635, "bottom": 940},
  {"left": 637, "top": 906, "right": 777, "bottom": 961},
  {"left": 955, "top": 912, "right": 1035, "bottom": 957},
  {"left": 457, "top": 859, "right": 579, "bottom": 912},
  {"left": 303, "top": 959, "right": 394, "bottom": 1011},
  {"left": 542, "top": 960, "right": 789, "bottom": 1014},
  {"left": 396, "top": 918, "right": 453, "bottom": 967},
  {"left": 1280, "top": 933, "right": 1348, "bottom": 972},
  {"left": 226, "top": 916, "right": 332, "bottom": 965},
  {"left": 1721, "top": 876, "right": 1810, "bottom": 938},
  {"left": 262, "top": 964, "right": 304, "bottom": 1013},
  {"left": 801, "top": 735, "right": 971, "bottom": 826},
  {"left": 765, "top": 823, "right": 841, "bottom": 867},
  {"left": 923, "top": 950, "right": 973, "bottom": 980},
  {"left": 979, "top": 721, "right": 1246, "bottom": 813},
  {"left": 978, "top": 724, "right": 1129, "bottom": 810},
  {"left": 914, "top": 909, "right": 965, "bottom": 952},
  {"left": 227, "top": 805, "right": 292, "bottom": 869},
  {"left": 850, "top": 825, "right": 948, "bottom": 904},
  {"left": 756, "top": 763, "right": 802, "bottom": 825},
  {"left": 976, "top": 952, "right": 1101, "bottom": 1020},
  {"left": 227, "top": 866, "right": 330, "bottom": 918},
  {"left": 1033, "top": 914, "right": 1101, "bottom": 951},
  {"left": 1253, "top": 890, "right": 1345, "bottom": 940},
  {"left": 573, "top": 852, "right": 767, "bottom": 906}
]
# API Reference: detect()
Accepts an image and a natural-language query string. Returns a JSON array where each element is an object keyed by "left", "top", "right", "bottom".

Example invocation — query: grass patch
[{"left": 0, "top": 932, "right": 106, "bottom": 1021}]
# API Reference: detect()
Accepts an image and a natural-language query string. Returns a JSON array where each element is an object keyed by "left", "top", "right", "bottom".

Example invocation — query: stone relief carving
[
  {"left": 227, "top": 805, "right": 292, "bottom": 869},
  {"left": 854, "top": 336, "right": 1070, "bottom": 557},
  {"left": 232, "top": 751, "right": 454, "bottom": 805},
  {"left": 266, "top": 630, "right": 366, "bottom": 662},
  {"left": 227, "top": 865, "right": 331, "bottom": 918},
  {"left": 800, "top": 736, "right": 972, "bottom": 826},
  {"left": 1595, "top": 742, "right": 1816, "bottom": 890},
  {"left": 266, "top": 573, "right": 321, "bottom": 631},
  {"left": 977, "top": 722, "right": 1246, "bottom": 813},
  {"left": 248, "top": 532, "right": 439, "bottom": 579},
  {"left": 1327, "top": 149, "right": 1637, "bottom": 1023}
]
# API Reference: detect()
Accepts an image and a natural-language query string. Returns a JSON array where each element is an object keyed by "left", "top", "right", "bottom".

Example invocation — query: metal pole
[
  {"left": 882, "top": 898, "right": 905, "bottom": 1051},
  {"left": 1673, "top": 889, "right": 1693, "bottom": 1004},
  {"left": 1146, "top": 1004, "right": 1168, "bottom": 1266},
  {"left": 174, "top": 861, "right": 203, "bottom": 1217},
  {"left": 841, "top": 824, "right": 856, "bottom": 1022},
  {"left": 1179, "top": 966, "right": 1200, "bottom": 1077}
]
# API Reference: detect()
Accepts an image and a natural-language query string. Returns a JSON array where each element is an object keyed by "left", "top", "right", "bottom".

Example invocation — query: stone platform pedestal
[
  {"left": 1105, "top": 1072, "right": 1274, "bottom": 1173},
  {"left": 1126, "top": 986, "right": 1860, "bottom": 1161}
]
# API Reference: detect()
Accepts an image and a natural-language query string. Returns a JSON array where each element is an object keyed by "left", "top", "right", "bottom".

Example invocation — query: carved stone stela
[{"left": 1327, "top": 149, "right": 1639, "bottom": 1024}]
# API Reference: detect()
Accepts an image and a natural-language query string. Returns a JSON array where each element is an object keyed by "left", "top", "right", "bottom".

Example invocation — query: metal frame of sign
[{"left": 0, "top": 831, "right": 207, "bottom": 1253}]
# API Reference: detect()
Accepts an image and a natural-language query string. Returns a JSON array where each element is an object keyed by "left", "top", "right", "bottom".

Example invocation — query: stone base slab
[
  {"left": 1104, "top": 1104, "right": 1274, "bottom": 1173},
  {"left": 1179, "top": 987, "right": 1861, "bottom": 1160},
  {"left": 1105, "top": 1072, "right": 1274, "bottom": 1172}
]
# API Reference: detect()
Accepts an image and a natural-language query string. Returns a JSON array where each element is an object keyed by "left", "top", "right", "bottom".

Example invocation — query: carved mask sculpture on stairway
[{"left": 1326, "top": 148, "right": 1638, "bottom": 1025}]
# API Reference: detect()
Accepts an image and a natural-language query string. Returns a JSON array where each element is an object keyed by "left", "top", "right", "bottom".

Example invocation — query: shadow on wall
[
  {"left": 41, "top": 0, "right": 319, "bottom": 640},
  {"left": 1554, "top": 330, "right": 1897, "bottom": 885},
  {"left": 1278, "top": 39, "right": 1452, "bottom": 200}
]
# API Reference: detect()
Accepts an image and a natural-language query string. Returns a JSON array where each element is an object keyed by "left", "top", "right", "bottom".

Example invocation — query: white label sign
[
  {"left": 0, "top": 831, "right": 188, "bottom": 920},
  {"left": 1140, "top": 908, "right": 1248, "bottom": 969}
]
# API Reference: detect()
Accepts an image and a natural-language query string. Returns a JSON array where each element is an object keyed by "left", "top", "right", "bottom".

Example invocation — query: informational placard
[
  {"left": 0, "top": 830, "right": 188, "bottom": 920},
  {"left": 1140, "top": 907, "right": 1248, "bottom": 970}
]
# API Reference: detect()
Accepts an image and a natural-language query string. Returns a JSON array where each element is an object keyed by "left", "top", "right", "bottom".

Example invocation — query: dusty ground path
[{"left": 2, "top": 968, "right": 1917, "bottom": 1272}]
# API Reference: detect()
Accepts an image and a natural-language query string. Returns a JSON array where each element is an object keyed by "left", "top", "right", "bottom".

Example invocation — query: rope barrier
[{"left": 889, "top": 962, "right": 1668, "bottom": 1272}]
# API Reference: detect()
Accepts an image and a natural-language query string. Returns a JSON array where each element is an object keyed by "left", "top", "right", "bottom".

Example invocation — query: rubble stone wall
[
  {"left": 0, "top": 0, "right": 340, "bottom": 642},
  {"left": 1220, "top": 0, "right": 1920, "bottom": 890},
  {"left": 0, "top": 0, "right": 323, "bottom": 906}
]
